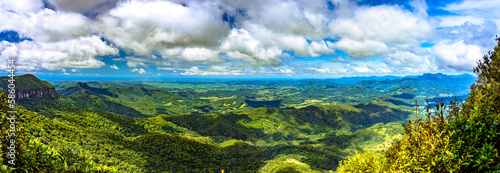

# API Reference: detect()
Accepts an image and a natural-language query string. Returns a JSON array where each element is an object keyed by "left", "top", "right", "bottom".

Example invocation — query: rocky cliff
[
  {"left": 0, "top": 74, "right": 57, "bottom": 99},
  {"left": 15, "top": 88, "right": 57, "bottom": 99}
]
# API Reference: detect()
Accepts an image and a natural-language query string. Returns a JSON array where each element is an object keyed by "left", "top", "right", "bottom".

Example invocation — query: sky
[{"left": 0, "top": 0, "right": 499, "bottom": 80}]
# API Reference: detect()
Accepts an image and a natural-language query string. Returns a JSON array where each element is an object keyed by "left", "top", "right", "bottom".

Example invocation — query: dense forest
[
  {"left": 338, "top": 38, "right": 500, "bottom": 172},
  {"left": 0, "top": 40, "right": 496, "bottom": 172}
]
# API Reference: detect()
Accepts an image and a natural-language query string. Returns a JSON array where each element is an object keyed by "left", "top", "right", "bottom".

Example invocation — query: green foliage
[
  {"left": 2, "top": 67, "right": 476, "bottom": 172},
  {"left": 0, "top": 92, "right": 116, "bottom": 173},
  {"left": 337, "top": 149, "right": 388, "bottom": 173},
  {"left": 13, "top": 92, "right": 411, "bottom": 172},
  {"left": 447, "top": 37, "right": 500, "bottom": 172},
  {"left": 0, "top": 74, "right": 54, "bottom": 92},
  {"left": 258, "top": 155, "right": 321, "bottom": 173},
  {"left": 383, "top": 102, "right": 463, "bottom": 172},
  {"left": 59, "top": 82, "right": 116, "bottom": 98},
  {"left": 338, "top": 37, "right": 500, "bottom": 172},
  {"left": 58, "top": 95, "right": 149, "bottom": 118},
  {"left": 131, "top": 134, "right": 222, "bottom": 172}
]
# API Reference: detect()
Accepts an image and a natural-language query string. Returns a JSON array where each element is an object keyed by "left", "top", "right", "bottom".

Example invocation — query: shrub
[{"left": 337, "top": 37, "right": 500, "bottom": 172}]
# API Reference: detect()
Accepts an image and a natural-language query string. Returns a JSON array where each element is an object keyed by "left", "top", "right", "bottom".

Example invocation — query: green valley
[{"left": 0, "top": 71, "right": 476, "bottom": 172}]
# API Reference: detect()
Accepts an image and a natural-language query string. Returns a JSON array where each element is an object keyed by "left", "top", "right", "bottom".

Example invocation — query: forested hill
[
  {"left": 0, "top": 73, "right": 475, "bottom": 172},
  {"left": 0, "top": 74, "right": 54, "bottom": 92},
  {"left": 0, "top": 74, "right": 418, "bottom": 172},
  {"left": 0, "top": 74, "right": 56, "bottom": 99},
  {"left": 59, "top": 82, "right": 117, "bottom": 98},
  {"left": 354, "top": 73, "right": 475, "bottom": 94}
]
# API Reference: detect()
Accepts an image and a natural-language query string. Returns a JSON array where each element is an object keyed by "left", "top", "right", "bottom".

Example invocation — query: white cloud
[
  {"left": 178, "top": 66, "right": 251, "bottom": 76},
  {"left": 71, "top": 69, "right": 77, "bottom": 72},
  {"left": 99, "top": 0, "right": 228, "bottom": 56},
  {"left": 376, "top": 67, "right": 392, "bottom": 73},
  {"left": 0, "top": 36, "right": 117, "bottom": 70},
  {"left": 347, "top": 64, "right": 374, "bottom": 73},
  {"left": 384, "top": 50, "right": 424, "bottom": 67},
  {"left": 329, "top": 4, "right": 433, "bottom": 58},
  {"left": 438, "top": 20, "right": 497, "bottom": 49},
  {"left": 181, "top": 48, "right": 221, "bottom": 62},
  {"left": 439, "top": 0, "right": 500, "bottom": 27},
  {"left": 442, "top": 0, "right": 500, "bottom": 16},
  {"left": 221, "top": 28, "right": 284, "bottom": 66},
  {"left": 0, "top": 0, "right": 493, "bottom": 77},
  {"left": 0, "top": 9, "right": 90, "bottom": 42},
  {"left": 110, "top": 64, "right": 119, "bottom": 70},
  {"left": 244, "top": 0, "right": 330, "bottom": 40},
  {"left": 307, "top": 67, "right": 334, "bottom": 74},
  {"left": 330, "top": 5, "right": 433, "bottom": 45},
  {"left": 437, "top": 16, "right": 489, "bottom": 27},
  {"left": 432, "top": 41, "right": 483, "bottom": 71},
  {"left": 0, "top": 0, "right": 42, "bottom": 13},
  {"left": 0, "top": 7, "right": 120, "bottom": 71},
  {"left": 280, "top": 68, "right": 293, "bottom": 74},
  {"left": 409, "top": 0, "right": 428, "bottom": 18},
  {"left": 0, "top": 41, "right": 34, "bottom": 71},
  {"left": 130, "top": 68, "right": 147, "bottom": 74},
  {"left": 126, "top": 61, "right": 146, "bottom": 67},
  {"left": 333, "top": 39, "right": 389, "bottom": 58},
  {"left": 47, "top": 0, "right": 121, "bottom": 17}
]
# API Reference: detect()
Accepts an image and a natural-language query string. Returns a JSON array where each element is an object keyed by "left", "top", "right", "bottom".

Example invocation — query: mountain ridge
[{"left": 0, "top": 74, "right": 57, "bottom": 99}]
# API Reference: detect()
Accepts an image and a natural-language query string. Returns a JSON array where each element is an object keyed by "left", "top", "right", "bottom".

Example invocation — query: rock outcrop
[
  {"left": 16, "top": 88, "right": 56, "bottom": 99},
  {"left": 0, "top": 74, "right": 57, "bottom": 99}
]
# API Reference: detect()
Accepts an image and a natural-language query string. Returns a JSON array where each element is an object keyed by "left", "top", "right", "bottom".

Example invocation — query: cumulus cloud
[
  {"left": 171, "top": 66, "right": 252, "bottom": 76},
  {"left": 160, "top": 47, "right": 222, "bottom": 63},
  {"left": 243, "top": 24, "right": 334, "bottom": 57},
  {"left": 0, "top": 0, "right": 494, "bottom": 76},
  {"left": 126, "top": 60, "right": 146, "bottom": 67},
  {"left": 384, "top": 50, "right": 424, "bottom": 67},
  {"left": 0, "top": 9, "right": 90, "bottom": 42},
  {"left": 432, "top": 41, "right": 483, "bottom": 71},
  {"left": 0, "top": 8, "right": 114, "bottom": 70},
  {"left": 332, "top": 39, "right": 389, "bottom": 57},
  {"left": 347, "top": 64, "right": 374, "bottom": 73},
  {"left": 438, "top": 20, "right": 498, "bottom": 49},
  {"left": 330, "top": 5, "right": 432, "bottom": 44},
  {"left": 243, "top": 0, "right": 331, "bottom": 40},
  {"left": 0, "top": 0, "right": 43, "bottom": 13},
  {"left": 98, "top": 0, "right": 228, "bottom": 55},
  {"left": 47, "top": 0, "right": 121, "bottom": 18},
  {"left": 0, "top": 36, "right": 117, "bottom": 70},
  {"left": 110, "top": 64, "right": 119, "bottom": 70},
  {"left": 409, "top": 0, "right": 429, "bottom": 18},
  {"left": 329, "top": 4, "right": 433, "bottom": 58},
  {"left": 130, "top": 68, "right": 147, "bottom": 74},
  {"left": 220, "top": 28, "right": 284, "bottom": 66}
]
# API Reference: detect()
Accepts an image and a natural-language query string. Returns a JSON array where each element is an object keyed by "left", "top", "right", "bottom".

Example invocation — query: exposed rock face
[
  {"left": 16, "top": 88, "right": 56, "bottom": 99},
  {"left": 0, "top": 74, "right": 57, "bottom": 100}
]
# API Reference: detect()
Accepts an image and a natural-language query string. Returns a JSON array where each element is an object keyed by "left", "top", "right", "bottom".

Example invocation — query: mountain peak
[
  {"left": 60, "top": 82, "right": 116, "bottom": 98},
  {"left": 419, "top": 73, "right": 445, "bottom": 79},
  {"left": 0, "top": 74, "right": 56, "bottom": 99},
  {"left": 76, "top": 82, "right": 90, "bottom": 88},
  {"left": 0, "top": 74, "right": 54, "bottom": 92}
]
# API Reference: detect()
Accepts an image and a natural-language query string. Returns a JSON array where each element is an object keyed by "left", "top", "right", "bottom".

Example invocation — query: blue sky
[{"left": 0, "top": 0, "right": 499, "bottom": 80}]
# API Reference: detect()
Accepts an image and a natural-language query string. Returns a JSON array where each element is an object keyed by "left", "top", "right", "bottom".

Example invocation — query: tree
[{"left": 338, "top": 37, "right": 500, "bottom": 172}]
